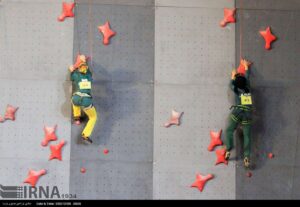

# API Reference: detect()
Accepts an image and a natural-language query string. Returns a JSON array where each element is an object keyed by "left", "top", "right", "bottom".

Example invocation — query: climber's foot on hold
[
  {"left": 225, "top": 151, "right": 231, "bottom": 160},
  {"left": 244, "top": 157, "right": 250, "bottom": 168},
  {"left": 82, "top": 136, "right": 93, "bottom": 144}
]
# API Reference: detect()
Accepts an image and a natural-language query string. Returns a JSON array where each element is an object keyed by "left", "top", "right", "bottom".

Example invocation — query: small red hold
[
  {"left": 103, "top": 149, "right": 109, "bottom": 155},
  {"left": 0, "top": 115, "right": 4, "bottom": 123},
  {"left": 268, "top": 153, "right": 274, "bottom": 159},
  {"left": 164, "top": 110, "right": 183, "bottom": 128},
  {"left": 49, "top": 140, "right": 66, "bottom": 161},
  {"left": 98, "top": 21, "right": 116, "bottom": 45},
  {"left": 191, "top": 173, "right": 214, "bottom": 192},
  {"left": 215, "top": 148, "right": 228, "bottom": 165},
  {"left": 24, "top": 169, "right": 47, "bottom": 187},
  {"left": 208, "top": 130, "right": 223, "bottom": 151},
  {"left": 246, "top": 172, "right": 252, "bottom": 178},
  {"left": 57, "top": 2, "right": 75, "bottom": 22},
  {"left": 80, "top": 168, "right": 86, "bottom": 174},
  {"left": 4, "top": 104, "right": 19, "bottom": 121},
  {"left": 259, "top": 27, "right": 277, "bottom": 50},
  {"left": 41, "top": 125, "right": 58, "bottom": 147},
  {"left": 220, "top": 8, "right": 236, "bottom": 27}
]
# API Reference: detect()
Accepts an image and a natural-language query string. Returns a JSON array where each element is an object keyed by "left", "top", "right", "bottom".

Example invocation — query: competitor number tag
[
  {"left": 241, "top": 93, "right": 252, "bottom": 105},
  {"left": 79, "top": 79, "right": 91, "bottom": 90}
]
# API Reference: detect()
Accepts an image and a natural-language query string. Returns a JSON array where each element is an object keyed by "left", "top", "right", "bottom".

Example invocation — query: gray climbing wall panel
[
  {"left": 235, "top": 0, "right": 300, "bottom": 200},
  {"left": 0, "top": 0, "right": 73, "bottom": 200},
  {"left": 153, "top": 0, "right": 236, "bottom": 199},
  {"left": 1, "top": 0, "right": 300, "bottom": 200},
  {"left": 69, "top": 0, "right": 154, "bottom": 199}
]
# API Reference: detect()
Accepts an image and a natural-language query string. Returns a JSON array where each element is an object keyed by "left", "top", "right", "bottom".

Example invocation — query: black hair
[{"left": 233, "top": 74, "right": 249, "bottom": 94}]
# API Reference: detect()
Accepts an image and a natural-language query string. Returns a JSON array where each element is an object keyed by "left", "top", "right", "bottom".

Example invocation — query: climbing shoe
[
  {"left": 244, "top": 157, "right": 250, "bottom": 168},
  {"left": 225, "top": 151, "right": 231, "bottom": 160},
  {"left": 82, "top": 136, "right": 93, "bottom": 144}
]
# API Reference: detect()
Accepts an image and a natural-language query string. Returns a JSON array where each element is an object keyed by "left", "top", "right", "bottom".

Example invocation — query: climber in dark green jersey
[
  {"left": 225, "top": 59, "right": 253, "bottom": 168},
  {"left": 69, "top": 55, "right": 97, "bottom": 144}
]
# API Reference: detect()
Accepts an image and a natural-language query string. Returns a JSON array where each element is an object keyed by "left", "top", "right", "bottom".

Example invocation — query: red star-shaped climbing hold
[
  {"left": 191, "top": 173, "right": 214, "bottom": 192},
  {"left": 164, "top": 110, "right": 183, "bottom": 128},
  {"left": 4, "top": 104, "right": 19, "bottom": 121},
  {"left": 49, "top": 140, "right": 66, "bottom": 161},
  {"left": 236, "top": 59, "right": 252, "bottom": 76},
  {"left": 57, "top": 2, "right": 75, "bottom": 22},
  {"left": 24, "top": 169, "right": 47, "bottom": 187},
  {"left": 220, "top": 8, "right": 236, "bottom": 27},
  {"left": 98, "top": 21, "right": 116, "bottom": 45},
  {"left": 41, "top": 125, "right": 58, "bottom": 147},
  {"left": 259, "top": 27, "right": 277, "bottom": 50},
  {"left": 215, "top": 148, "right": 228, "bottom": 165},
  {"left": 208, "top": 130, "right": 223, "bottom": 151}
]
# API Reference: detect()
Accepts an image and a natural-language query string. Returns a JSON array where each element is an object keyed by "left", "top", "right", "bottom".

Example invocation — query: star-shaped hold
[
  {"left": 220, "top": 8, "right": 236, "bottom": 27},
  {"left": 164, "top": 110, "right": 183, "bottom": 128},
  {"left": 4, "top": 104, "right": 19, "bottom": 121},
  {"left": 24, "top": 169, "right": 47, "bottom": 187},
  {"left": 49, "top": 140, "right": 66, "bottom": 161},
  {"left": 41, "top": 125, "right": 58, "bottom": 147},
  {"left": 191, "top": 173, "right": 214, "bottom": 192},
  {"left": 57, "top": 2, "right": 75, "bottom": 22},
  {"left": 98, "top": 21, "right": 116, "bottom": 45},
  {"left": 236, "top": 58, "right": 252, "bottom": 76},
  {"left": 207, "top": 130, "right": 223, "bottom": 151},
  {"left": 259, "top": 27, "right": 277, "bottom": 50},
  {"left": 215, "top": 148, "right": 228, "bottom": 165}
]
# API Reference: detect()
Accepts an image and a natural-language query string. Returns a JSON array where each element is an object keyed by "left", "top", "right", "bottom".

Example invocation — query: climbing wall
[
  {"left": 1, "top": 0, "right": 300, "bottom": 201},
  {"left": 0, "top": 0, "right": 73, "bottom": 199},
  {"left": 153, "top": 0, "right": 236, "bottom": 199},
  {"left": 235, "top": 0, "right": 300, "bottom": 199},
  {"left": 69, "top": 0, "right": 154, "bottom": 199}
]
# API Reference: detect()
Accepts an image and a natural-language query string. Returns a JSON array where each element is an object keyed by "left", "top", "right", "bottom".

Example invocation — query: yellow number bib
[
  {"left": 79, "top": 81, "right": 91, "bottom": 90},
  {"left": 241, "top": 93, "right": 252, "bottom": 105}
]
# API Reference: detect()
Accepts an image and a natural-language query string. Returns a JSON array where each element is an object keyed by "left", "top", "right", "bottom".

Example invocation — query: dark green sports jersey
[
  {"left": 230, "top": 70, "right": 252, "bottom": 106},
  {"left": 71, "top": 69, "right": 93, "bottom": 95}
]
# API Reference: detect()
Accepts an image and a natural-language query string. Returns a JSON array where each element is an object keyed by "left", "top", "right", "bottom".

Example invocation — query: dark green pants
[{"left": 225, "top": 107, "right": 252, "bottom": 158}]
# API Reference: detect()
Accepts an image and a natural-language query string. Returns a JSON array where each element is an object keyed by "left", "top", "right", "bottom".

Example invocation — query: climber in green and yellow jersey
[
  {"left": 69, "top": 55, "right": 97, "bottom": 144},
  {"left": 225, "top": 59, "right": 253, "bottom": 168}
]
